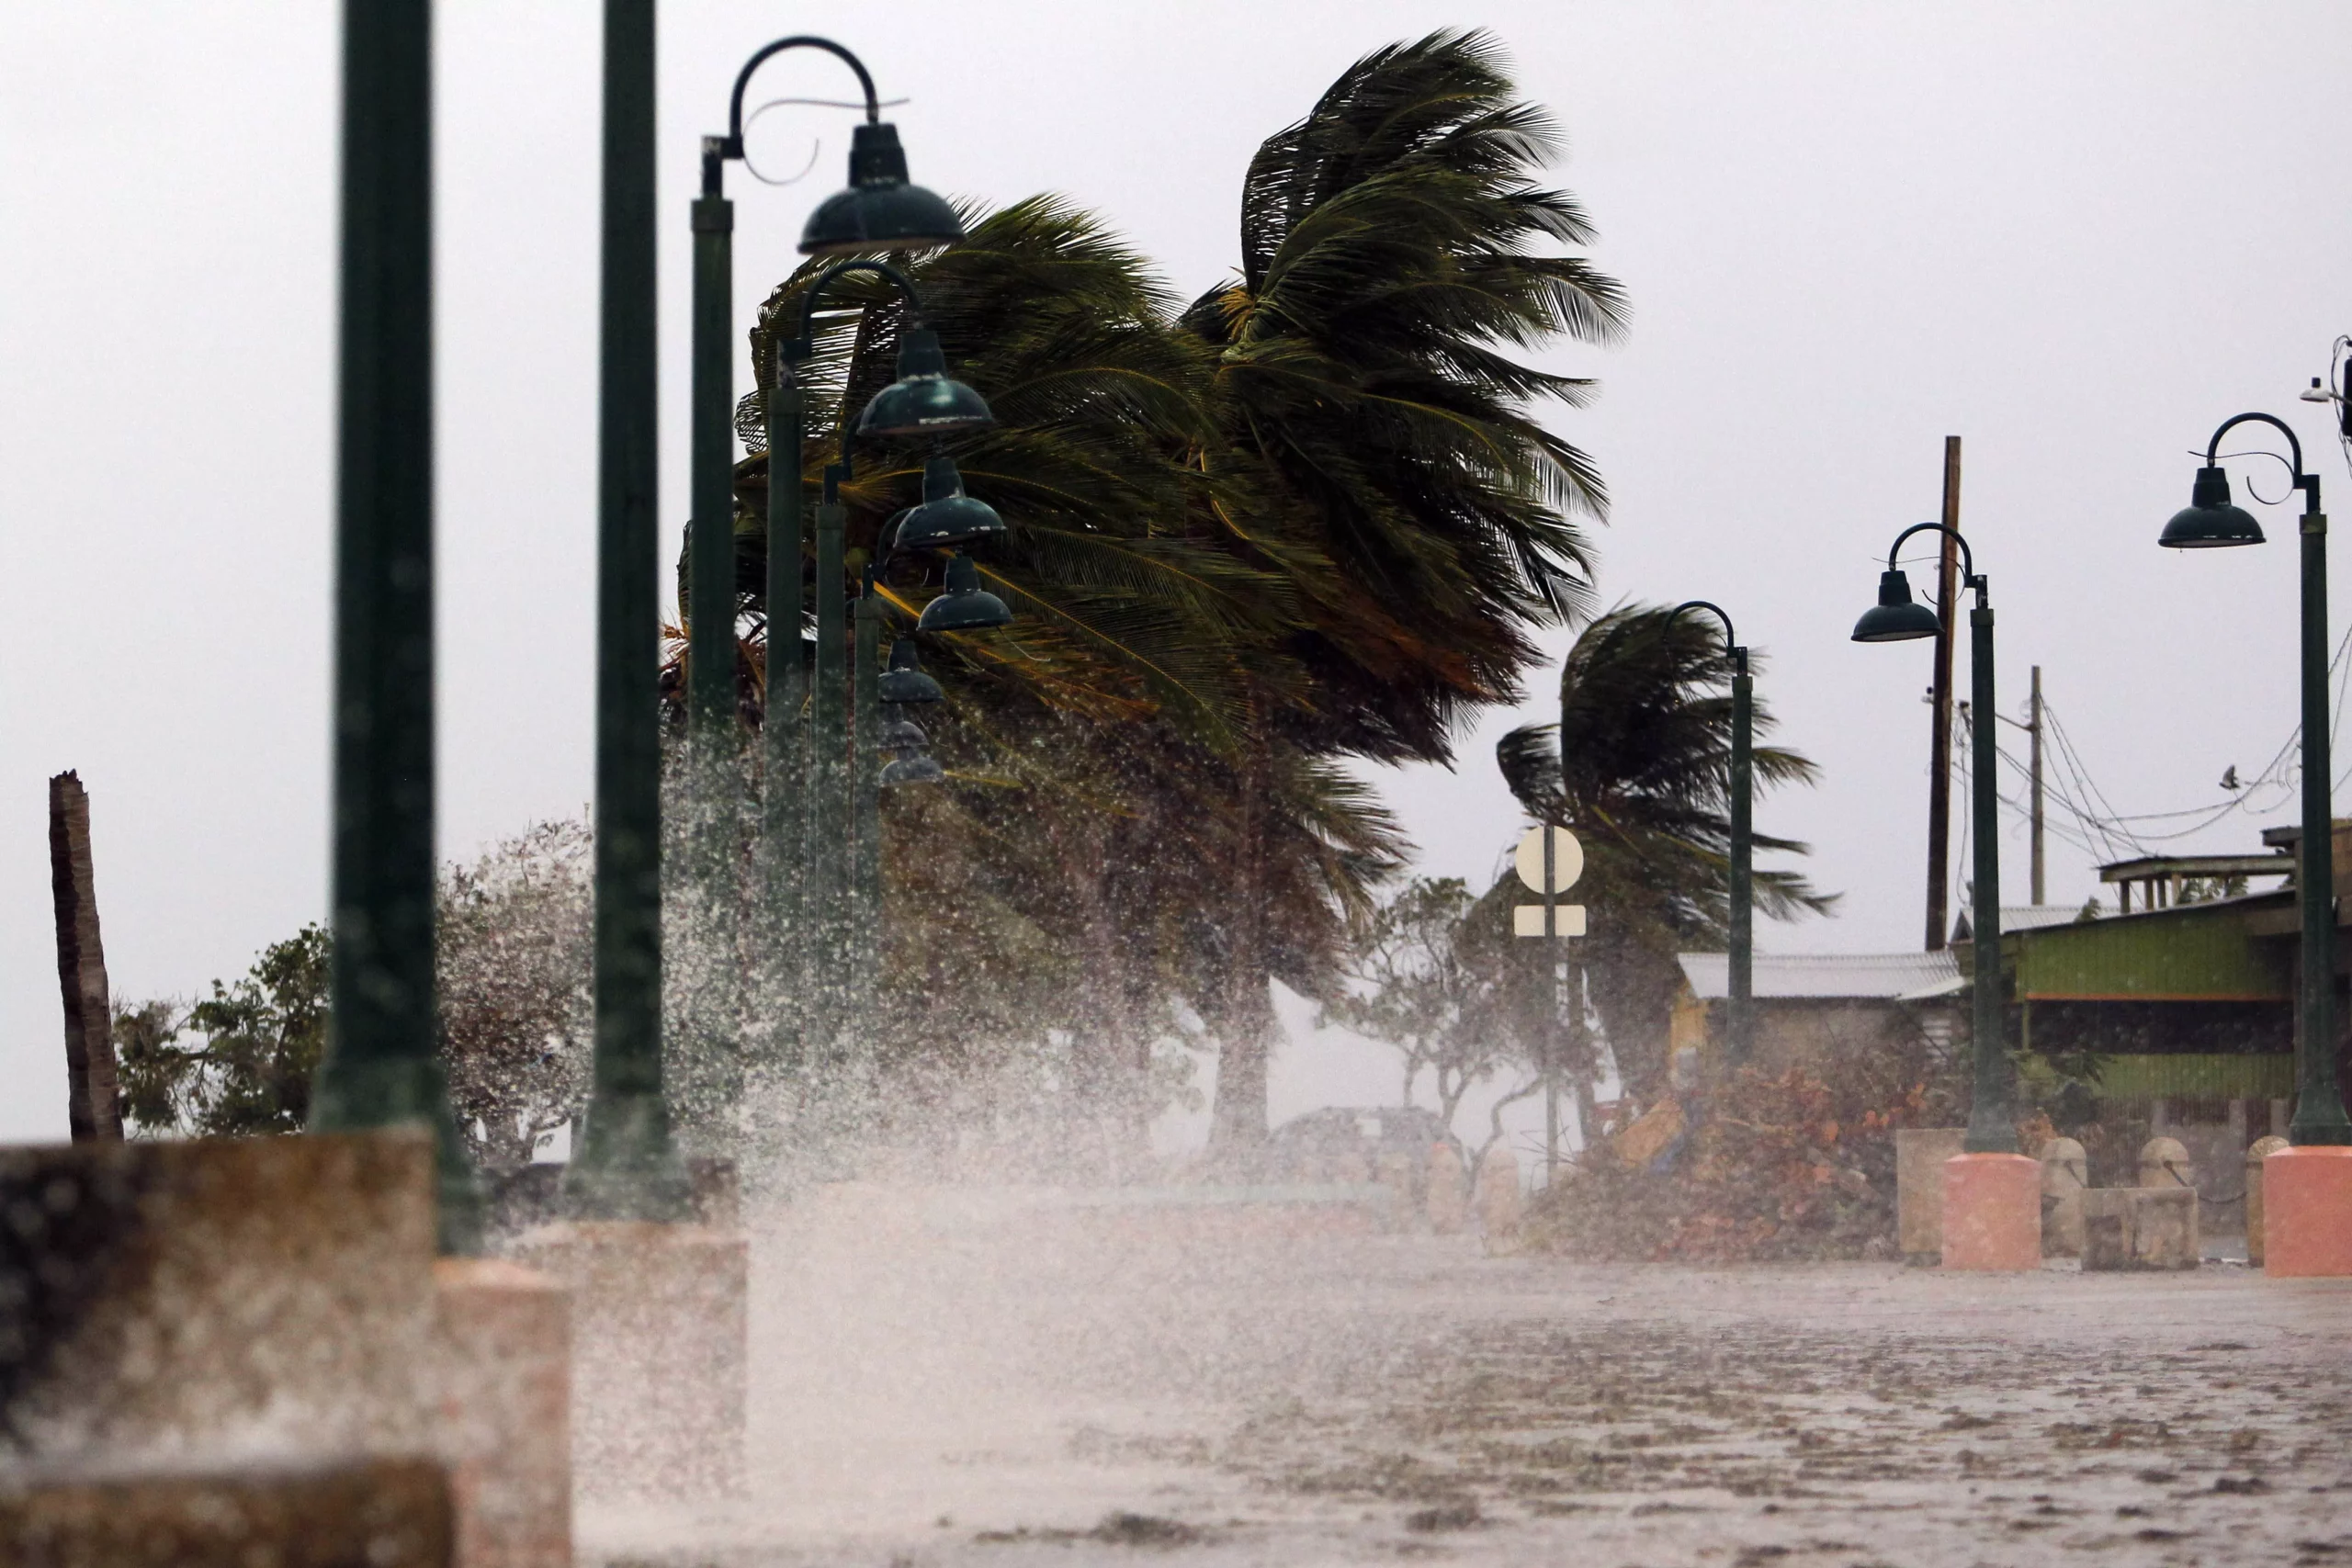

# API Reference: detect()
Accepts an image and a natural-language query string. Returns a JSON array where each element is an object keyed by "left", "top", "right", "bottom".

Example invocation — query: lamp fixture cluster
[{"left": 877, "top": 640, "right": 946, "bottom": 786}]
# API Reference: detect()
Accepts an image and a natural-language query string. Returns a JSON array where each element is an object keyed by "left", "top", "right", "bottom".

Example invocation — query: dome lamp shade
[
  {"left": 917, "top": 553, "right": 1013, "bottom": 633},
  {"left": 854, "top": 330, "right": 993, "bottom": 438},
  {"left": 1850, "top": 568, "right": 1942, "bottom": 643},
  {"left": 894, "top": 455, "right": 1007, "bottom": 551},
  {"left": 878, "top": 639, "right": 944, "bottom": 704},
  {"left": 880, "top": 754, "right": 946, "bottom": 787},
  {"left": 798, "top": 122, "right": 966, "bottom": 256},
  {"left": 2159, "top": 466, "right": 2266, "bottom": 549}
]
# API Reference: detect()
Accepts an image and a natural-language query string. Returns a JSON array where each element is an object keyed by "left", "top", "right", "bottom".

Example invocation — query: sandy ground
[{"left": 581, "top": 1189, "right": 2352, "bottom": 1567}]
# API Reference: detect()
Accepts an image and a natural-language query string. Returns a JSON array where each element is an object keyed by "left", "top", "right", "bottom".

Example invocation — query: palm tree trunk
[{"left": 1209, "top": 705, "right": 1272, "bottom": 1148}]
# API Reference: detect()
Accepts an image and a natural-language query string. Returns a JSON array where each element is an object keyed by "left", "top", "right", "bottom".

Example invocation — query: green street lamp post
[
  {"left": 1665, "top": 601, "right": 1752, "bottom": 1066},
  {"left": 2159, "top": 413, "right": 2352, "bottom": 1146},
  {"left": 763, "top": 261, "right": 1003, "bottom": 1078},
  {"left": 1854, "top": 523, "right": 2014, "bottom": 1155},
  {"left": 313, "top": 0, "right": 484, "bottom": 1254},
  {"left": 565, "top": 0, "right": 692, "bottom": 1221},
  {"left": 690, "top": 39, "right": 966, "bottom": 1118}
]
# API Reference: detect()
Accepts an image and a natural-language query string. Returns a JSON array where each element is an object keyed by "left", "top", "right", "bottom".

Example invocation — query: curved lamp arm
[
  {"left": 703, "top": 37, "right": 880, "bottom": 190},
  {"left": 727, "top": 36, "right": 878, "bottom": 150},
  {"left": 1666, "top": 599, "right": 1744, "bottom": 672},
  {"left": 2206, "top": 411, "right": 2320, "bottom": 509},
  {"left": 766, "top": 258, "right": 928, "bottom": 492},
  {"left": 1886, "top": 521, "right": 1981, "bottom": 602}
]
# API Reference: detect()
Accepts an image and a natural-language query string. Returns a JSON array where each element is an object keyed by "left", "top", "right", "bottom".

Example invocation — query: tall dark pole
[
  {"left": 853, "top": 586, "right": 883, "bottom": 1024},
  {"left": 687, "top": 156, "right": 738, "bottom": 750},
  {"left": 1856, "top": 526, "right": 2009, "bottom": 1152},
  {"left": 763, "top": 347, "right": 809, "bottom": 1082},
  {"left": 1727, "top": 650, "right": 1754, "bottom": 1063},
  {"left": 2294, "top": 472, "right": 2347, "bottom": 1144},
  {"left": 2162, "top": 416, "right": 2352, "bottom": 1146},
  {"left": 811, "top": 477, "right": 849, "bottom": 1069},
  {"left": 1666, "top": 601, "right": 1751, "bottom": 1065},
  {"left": 1925, "top": 437, "right": 1962, "bottom": 951},
  {"left": 567, "top": 0, "right": 689, "bottom": 1220},
  {"left": 1962, "top": 580, "right": 2012, "bottom": 1154},
  {"left": 1542, "top": 823, "right": 1558, "bottom": 1179},
  {"left": 681, "top": 141, "right": 742, "bottom": 1143},
  {"left": 314, "top": 0, "right": 482, "bottom": 1254},
  {"left": 2028, "top": 666, "right": 2045, "bottom": 907}
]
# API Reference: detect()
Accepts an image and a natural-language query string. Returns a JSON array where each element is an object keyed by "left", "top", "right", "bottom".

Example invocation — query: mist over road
[{"left": 580, "top": 1190, "right": 2352, "bottom": 1566}]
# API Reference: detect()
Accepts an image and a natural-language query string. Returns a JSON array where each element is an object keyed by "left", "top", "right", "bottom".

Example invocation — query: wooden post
[
  {"left": 48, "top": 771, "right": 122, "bottom": 1141},
  {"left": 1925, "top": 437, "right": 1962, "bottom": 951},
  {"left": 2029, "top": 665, "right": 2046, "bottom": 907}
]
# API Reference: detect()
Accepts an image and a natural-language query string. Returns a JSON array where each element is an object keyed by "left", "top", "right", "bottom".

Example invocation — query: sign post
[{"left": 1514, "top": 824, "right": 1586, "bottom": 1179}]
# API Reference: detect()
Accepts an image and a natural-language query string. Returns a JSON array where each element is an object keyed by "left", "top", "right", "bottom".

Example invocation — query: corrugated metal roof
[
  {"left": 2003, "top": 903, "right": 2097, "bottom": 931},
  {"left": 1677, "top": 950, "right": 1962, "bottom": 1001}
]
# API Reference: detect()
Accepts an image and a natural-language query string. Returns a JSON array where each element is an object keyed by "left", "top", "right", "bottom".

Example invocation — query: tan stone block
[
  {"left": 2132, "top": 1188, "right": 2199, "bottom": 1268},
  {"left": 0, "top": 1131, "right": 436, "bottom": 1465},
  {"left": 2139, "top": 1136, "right": 2194, "bottom": 1190},
  {"left": 0, "top": 1458, "right": 452, "bottom": 1568},
  {"left": 2082, "top": 1187, "right": 2199, "bottom": 1271},
  {"left": 2246, "top": 1134, "right": 2290, "bottom": 1268},
  {"left": 1895, "top": 1128, "right": 1966, "bottom": 1259},
  {"left": 1474, "top": 1150, "right": 1521, "bottom": 1242},
  {"left": 1425, "top": 1144, "right": 1468, "bottom": 1235},
  {"left": 434, "top": 1259, "right": 569, "bottom": 1568},
  {"left": 2040, "top": 1137, "right": 2087, "bottom": 1258},
  {"left": 510, "top": 1221, "right": 746, "bottom": 1501}
]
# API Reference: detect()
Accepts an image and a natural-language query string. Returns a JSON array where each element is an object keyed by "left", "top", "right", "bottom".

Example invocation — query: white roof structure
[{"left": 1677, "top": 950, "right": 1962, "bottom": 1002}]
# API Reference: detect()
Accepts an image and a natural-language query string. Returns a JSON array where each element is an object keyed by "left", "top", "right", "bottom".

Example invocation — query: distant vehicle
[{"left": 1265, "top": 1106, "right": 1464, "bottom": 1201}]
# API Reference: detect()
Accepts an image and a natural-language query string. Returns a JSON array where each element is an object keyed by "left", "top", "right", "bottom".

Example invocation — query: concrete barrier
[
  {"left": 433, "top": 1259, "right": 569, "bottom": 1568},
  {"left": 1425, "top": 1144, "right": 1468, "bottom": 1235},
  {"left": 0, "top": 1131, "right": 435, "bottom": 1464},
  {"left": 0, "top": 1458, "right": 453, "bottom": 1568},
  {"left": 2082, "top": 1187, "right": 2199, "bottom": 1270},
  {"left": 2139, "top": 1136, "right": 2194, "bottom": 1190},
  {"left": 2261, "top": 1145, "right": 2352, "bottom": 1277},
  {"left": 1941, "top": 1152, "right": 2042, "bottom": 1271},
  {"left": 509, "top": 1222, "right": 747, "bottom": 1501},
  {"left": 1895, "top": 1128, "right": 1966, "bottom": 1261},
  {"left": 2245, "top": 1134, "right": 2290, "bottom": 1268},
  {"left": 1474, "top": 1150, "right": 1522, "bottom": 1242},
  {"left": 2039, "top": 1137, "right": 2087, "bottom": 1258}
]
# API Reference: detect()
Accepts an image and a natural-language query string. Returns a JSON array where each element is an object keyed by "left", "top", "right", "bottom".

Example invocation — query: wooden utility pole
[
  {"left": 48, "top": 772, "right": 121, "bottom": 1140},
  {"left": 2029, "top": 666, "right": 2046, "bottom": 907},
  {"left": 1925, "top": 436, "right": 1962, "bottom": 951}
]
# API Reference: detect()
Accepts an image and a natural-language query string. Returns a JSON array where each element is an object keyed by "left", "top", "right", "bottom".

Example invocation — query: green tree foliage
[
  {"left": 1498, "top": 604, "right": 1834, "bottom": 1102},
  {"left": 112, "top": 924, "right": 329, "bottom": 1137},
  {"left": 112, "top": 826, "right": 594, "bottom": 1166}
]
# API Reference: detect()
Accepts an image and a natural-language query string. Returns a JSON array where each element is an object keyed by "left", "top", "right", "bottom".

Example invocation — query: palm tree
[
  {"left": 721, "top": 197, "right": 1407, "bottom": 1151},
  {"left": 1185, "top": 28, "right": 1626, "bottom": 1139},
  {"left": 1497, "top": 604, "right": 1835, "bottom": 1104},
  {"left": 696, "top": 30, "right": 1622, "bottom": 1155}
]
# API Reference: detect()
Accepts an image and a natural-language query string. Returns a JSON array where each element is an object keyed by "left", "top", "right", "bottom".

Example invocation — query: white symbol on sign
[{"left": 1512, "top": 824, "right": 1587, "bottom": 938}]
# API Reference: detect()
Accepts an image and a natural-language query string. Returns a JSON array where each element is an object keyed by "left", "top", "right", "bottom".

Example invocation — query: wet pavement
[{"left": 582, "top": 1189, "right": 2352, "bottom": 1567}]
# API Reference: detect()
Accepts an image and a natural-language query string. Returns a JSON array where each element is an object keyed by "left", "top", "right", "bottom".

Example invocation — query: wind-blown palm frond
[
  {"left": 1183, "top": 28, "right": 1624, "bottom": 766},
  {"left": 1497, "top": 604, "right": 1835, "bottom": 1100}
]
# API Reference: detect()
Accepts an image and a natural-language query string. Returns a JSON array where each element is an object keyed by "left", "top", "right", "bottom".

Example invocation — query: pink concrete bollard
[
  {"left": 2262, "top": 1145, "right": 2352, "bottom": 1277},
  {"left": 1940, "top": 1152, "right": 2042, "bottom": 1270},
  {"left": 433, "top": 1258, "right": 570, "bottom": 1568}
]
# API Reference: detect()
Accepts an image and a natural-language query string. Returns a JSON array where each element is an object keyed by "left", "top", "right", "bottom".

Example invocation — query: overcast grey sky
[{"left": 3, "top": 2, "right": 2348, "bottom": 1142}]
